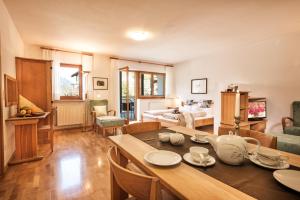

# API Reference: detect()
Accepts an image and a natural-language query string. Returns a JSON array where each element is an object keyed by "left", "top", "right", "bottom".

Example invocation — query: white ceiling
[{"left": 4, "top": 0, "right": 300, "bottom": 64}]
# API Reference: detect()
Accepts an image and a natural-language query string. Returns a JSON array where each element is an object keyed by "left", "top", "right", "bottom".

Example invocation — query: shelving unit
[{"left": 221, "top": 91, "right": 250, "bottom": 129}]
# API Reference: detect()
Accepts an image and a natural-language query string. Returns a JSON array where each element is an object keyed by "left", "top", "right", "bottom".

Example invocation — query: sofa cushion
[
  {"left": 96, "top": 116, "right": 125, "bottom": 127},
  {"left": 268, "top": 132, "right": 300, "bottom": 155},
  {"left": 284, "top": 126, "right": 300, "bottom": 136},
  {"left": 292, "top": 101, "right": 300, "bottom": 126}
]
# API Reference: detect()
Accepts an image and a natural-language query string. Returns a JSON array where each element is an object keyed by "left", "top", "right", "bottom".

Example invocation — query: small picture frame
[
  {"left": 191, "top": 78, "right": 207, "bottom": 94},
  {"left": 93, "top": 77, "right": 108, "bottom": 90},
  {"left": 4, "top": 74, "right": 18, "bottom": 106}
]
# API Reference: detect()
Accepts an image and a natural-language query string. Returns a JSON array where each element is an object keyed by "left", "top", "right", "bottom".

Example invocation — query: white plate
[
  {"left": 190, "top": 136, "right": 209, "bottom": 144},
  {"left": 183, "top": 153, "right": 215, "bottom": 167},
  {"left": 249, "top": 154, "right": 290, "bottom": 170},
  {"left": 144, "top": 150, "right": 182, "bottom": 166},
  {"left": 273, "top": 170, "right": 300, "bottom": 192}
]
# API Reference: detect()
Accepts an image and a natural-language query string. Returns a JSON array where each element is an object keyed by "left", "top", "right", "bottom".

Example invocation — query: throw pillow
[{"left": 94, "top": 105, "right": 107, "bottom": 117}]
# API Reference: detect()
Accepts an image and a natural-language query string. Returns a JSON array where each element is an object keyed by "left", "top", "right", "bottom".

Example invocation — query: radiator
[{"left": 55, "top": 102, "right": 85, "bottom": 126}]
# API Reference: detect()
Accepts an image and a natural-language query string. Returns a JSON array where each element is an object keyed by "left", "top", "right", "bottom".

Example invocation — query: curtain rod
[
  {"left": 110, "top": 57, "right": 173, "bottom": 67},
  {"left": 40, "top": 46, "right": 93, "bottom": 56}
]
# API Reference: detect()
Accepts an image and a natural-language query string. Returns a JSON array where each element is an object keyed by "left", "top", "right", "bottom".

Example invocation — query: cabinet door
[{"left": 16, "top": 57, "right": 52, "bottom": 112}]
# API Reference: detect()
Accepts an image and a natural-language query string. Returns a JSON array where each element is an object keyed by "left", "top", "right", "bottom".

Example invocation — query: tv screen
[{"left": 248, "top": 100, "right": 266, "bottom": 119}]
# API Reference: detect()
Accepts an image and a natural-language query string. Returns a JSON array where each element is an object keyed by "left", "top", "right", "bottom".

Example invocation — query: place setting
[
  {"left": 190, "top": 132, "right": 209, "bottom": 144},
  {"left": 183, "top": 146, "right": 215, "bottom": 167},
  {"left": 143, "top": 131, "right": 216, "bottom": 168},
  {"left": 249, "top": 148, "right": 290, "bottom": 170},
  {"left": 143, "top": 132, "right": 184, "bottom": 167}
]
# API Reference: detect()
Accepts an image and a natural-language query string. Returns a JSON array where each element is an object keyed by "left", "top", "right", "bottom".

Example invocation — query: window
[
  {"left": 59, "top": 63, "right": 82, "bottom": 100},
  {"left": 139, "top": 72, "right": 165, "bottom": 98}
]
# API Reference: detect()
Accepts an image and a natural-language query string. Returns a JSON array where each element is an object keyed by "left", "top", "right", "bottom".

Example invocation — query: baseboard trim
[{"left": 54, "top": 125, "right": 92, "bottom": 131}]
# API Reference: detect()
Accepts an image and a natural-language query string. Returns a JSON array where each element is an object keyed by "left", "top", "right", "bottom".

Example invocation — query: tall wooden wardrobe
[{"left": 16, "top": 57, "right": 52, "bottom": 144}]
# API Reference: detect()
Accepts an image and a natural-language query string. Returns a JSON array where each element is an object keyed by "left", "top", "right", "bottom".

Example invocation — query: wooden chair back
[
  {"left": 122, "top": 122, "right": 161, "bottom": 135},
  {"left": 107, "top": 147, "right": 161, "bottom": 200},
  {"left": 218, "top": 127, "right": 277, "bottom": 149},
  {"left": 248, "top": 129, "right": 277, "bottom": 149}
]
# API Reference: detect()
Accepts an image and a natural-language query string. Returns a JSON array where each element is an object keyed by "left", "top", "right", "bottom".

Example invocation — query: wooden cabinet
[
  {"left": 221, "top": 91, "right": 249, "bottom": 129},
  {"left": 16, "top": 57, "right": 53, "bottom": 144},
  {"left": 6, "top": 113, "right": 50, "bottom": 165}
]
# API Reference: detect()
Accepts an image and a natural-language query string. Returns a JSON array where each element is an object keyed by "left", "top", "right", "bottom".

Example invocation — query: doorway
[{"left": 119, "top": 69, "right": 136, "bottom": 121}]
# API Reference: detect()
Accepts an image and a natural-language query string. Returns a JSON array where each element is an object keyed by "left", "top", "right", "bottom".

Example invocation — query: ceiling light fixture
[{"left": 127, "top": 31, "right": 150, "bottom": 41}]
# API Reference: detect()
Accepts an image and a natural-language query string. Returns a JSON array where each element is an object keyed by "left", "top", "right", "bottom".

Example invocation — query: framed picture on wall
[
  {"left": 191, "top": 78, "right": 207, "bottom": 94},
  {"left": 93, "top": 77, "right": 108, "bottom": 90}
]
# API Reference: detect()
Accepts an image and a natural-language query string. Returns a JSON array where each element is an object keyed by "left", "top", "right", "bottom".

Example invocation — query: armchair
[
  {"left": 89, "top": 99, "right": 125, "bottom": 136},
  {"left": 90, "top": 100, "right": 115, "bottom": 130},
  {"left": 282, "top": 101, "right": 300, "bottom": 136}
]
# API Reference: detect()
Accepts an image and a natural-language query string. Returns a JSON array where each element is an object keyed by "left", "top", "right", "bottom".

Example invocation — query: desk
[{"left": 6, "top": 112, "right": 50, "bottom": 165}]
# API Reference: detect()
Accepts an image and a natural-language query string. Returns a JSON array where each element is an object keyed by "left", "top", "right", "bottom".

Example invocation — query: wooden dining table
[{"left": 108, "top": 126, "right": 300, "bottom": 200}]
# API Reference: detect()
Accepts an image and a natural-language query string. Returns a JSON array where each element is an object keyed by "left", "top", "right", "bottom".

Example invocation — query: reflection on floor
[{"left": 0, "top": 129, "right": 112, "bottom": 200}]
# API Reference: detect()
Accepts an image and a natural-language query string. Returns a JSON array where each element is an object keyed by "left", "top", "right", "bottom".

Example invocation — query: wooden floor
[{"left": 0, "top": 129, "right": 112, "bottom": 200}]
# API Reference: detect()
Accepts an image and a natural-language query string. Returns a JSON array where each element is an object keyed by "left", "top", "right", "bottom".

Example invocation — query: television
[{"left": 248, "top": 98, "right": 267, "bottom": 120}]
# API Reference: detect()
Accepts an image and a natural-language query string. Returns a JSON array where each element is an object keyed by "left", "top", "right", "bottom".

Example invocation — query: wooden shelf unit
[{"left": 221, "top": 91, "right": 249, "bottom": 129}]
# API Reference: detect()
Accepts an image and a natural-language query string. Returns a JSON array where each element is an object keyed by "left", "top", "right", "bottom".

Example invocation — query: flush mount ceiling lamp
[{"left": 127, "top": 31, "right": 150, "bottom": 41}]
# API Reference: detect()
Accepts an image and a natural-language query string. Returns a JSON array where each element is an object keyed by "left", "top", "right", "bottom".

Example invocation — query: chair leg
[{"left": 50, "top": 130, "right": 54, "bottom": 152}]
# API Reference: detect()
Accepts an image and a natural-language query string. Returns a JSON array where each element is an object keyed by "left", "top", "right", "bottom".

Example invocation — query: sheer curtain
[
  {"left": 82, "top": 55, "right": 93, "bottom": 100},
  {"left": 42, "top": 49, "right": 61, "bottom": 100}
]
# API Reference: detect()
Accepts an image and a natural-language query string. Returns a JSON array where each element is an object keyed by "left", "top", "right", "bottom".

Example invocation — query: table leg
[
  {"left": 111, "top": 149, "right": 128, "bottom": 200},
  {"left": 102, "top": 127, "right": 106, "bottom": 137}
]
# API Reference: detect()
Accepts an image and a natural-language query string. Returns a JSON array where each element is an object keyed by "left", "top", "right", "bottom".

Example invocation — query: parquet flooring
[{"left": 0, "top": 129, "right": 112, "bottom": 200}]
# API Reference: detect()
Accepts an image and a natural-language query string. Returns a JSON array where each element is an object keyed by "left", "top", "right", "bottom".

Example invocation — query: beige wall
[
  {"left": 174, "top": 32, "right": 300, "bottom": 133},
  {"left": 0, "top": 0, "right": 24, "bottom": 166}
]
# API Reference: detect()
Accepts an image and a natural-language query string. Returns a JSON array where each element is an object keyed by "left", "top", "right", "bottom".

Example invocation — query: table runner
[{"left": 133, "top": 129, "right": 300, "bottom": 200}]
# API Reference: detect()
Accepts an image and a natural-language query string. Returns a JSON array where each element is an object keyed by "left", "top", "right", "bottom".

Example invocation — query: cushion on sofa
[
  {"left": 284, "top": 126, "right": 300, "bottom": 136},
  {"left": 268, "top": 132, "right": 300, "bottom": 155},
  {"left": 292, "top": 101, "right": 300, "bottom": 126}
]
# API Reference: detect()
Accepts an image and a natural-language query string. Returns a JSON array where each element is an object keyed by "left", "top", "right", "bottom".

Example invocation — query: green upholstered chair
[
  {"left": 282, "top": 101, "right": 300, "bottom": 136},
  {"left": 89, "top": 100, "right": 124, "bottom": 136}
]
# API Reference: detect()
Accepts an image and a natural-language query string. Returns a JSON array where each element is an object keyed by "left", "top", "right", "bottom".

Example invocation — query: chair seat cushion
[
  {"left": 96, "top": 116, "right": 125, "bottom": 127},
  {"left": 284, "top": 126, "right": 300, "bottom": 136}
]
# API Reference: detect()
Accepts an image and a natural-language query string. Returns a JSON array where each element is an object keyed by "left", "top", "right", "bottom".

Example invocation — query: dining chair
[
  {"left": 122, "top": 122, "right": 161, "bottom": 135},
  {"left": 218, "top": 127, "right": 277, "bottom": 149},
  {"left": 107, "top": 147, "right": 162, "bottom": 200}
]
